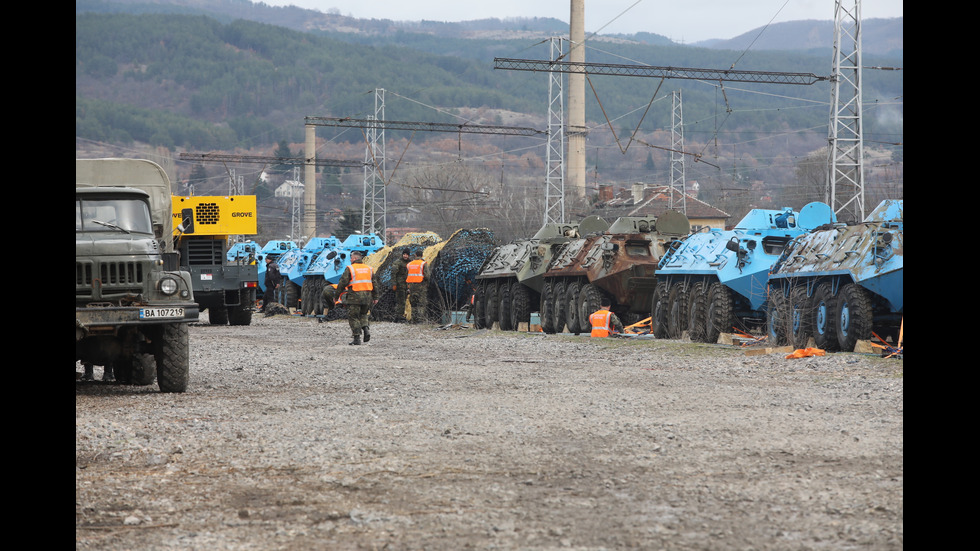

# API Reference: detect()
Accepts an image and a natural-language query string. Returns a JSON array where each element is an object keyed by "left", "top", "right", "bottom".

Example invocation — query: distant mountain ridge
[{"left": 77, "top": 0, "right": 901, "bottom": 56}]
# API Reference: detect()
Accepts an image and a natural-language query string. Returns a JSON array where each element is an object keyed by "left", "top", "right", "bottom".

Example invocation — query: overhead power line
[
  {"left": 304, "top": 117, "right": 546, "bottom": 136},
  {"left": 179, "top": 152, "right": 362, "bottom": 168},
  {"left": 493, "top": 58, "right": 828, "bottom": 86}
]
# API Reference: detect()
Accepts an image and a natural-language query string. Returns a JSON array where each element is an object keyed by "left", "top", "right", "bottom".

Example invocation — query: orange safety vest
[
  {"left": 327, "top": 283, "right": 345, "bottom": 305},
  {"left": 406, "top": 259, "right": 426, "bottom": 283},
  {"left": 590, "top": 309, "right": 613, "bottom": 337},
  {"left": 346, "top": 263, "right": 374, "bottom": 292}
]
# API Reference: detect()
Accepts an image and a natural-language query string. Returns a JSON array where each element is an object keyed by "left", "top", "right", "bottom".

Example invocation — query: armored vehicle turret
[{"left": 766, "top": 199, "right": 903, "bottom": 351}]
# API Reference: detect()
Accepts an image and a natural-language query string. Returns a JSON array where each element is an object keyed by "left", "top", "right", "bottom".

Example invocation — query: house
[
  {"left": 274, "top": 180, "right": 304, "bottom": 198},
  {"left": 592, "top": 184, "right": 729, "bottom": 232}
]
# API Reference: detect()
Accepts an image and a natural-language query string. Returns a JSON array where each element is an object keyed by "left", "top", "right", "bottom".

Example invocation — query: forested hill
[{"left": 75, "top": 3, "right": 903, "bottom": 155}]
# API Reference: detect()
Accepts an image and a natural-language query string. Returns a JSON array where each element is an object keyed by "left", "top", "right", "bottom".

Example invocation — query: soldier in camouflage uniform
[
  {"left": 336, "top": 249, "right": 379, "bottom": 345},
  {"left": 391, "top": 248, "right": 411, "bottom": 322}
]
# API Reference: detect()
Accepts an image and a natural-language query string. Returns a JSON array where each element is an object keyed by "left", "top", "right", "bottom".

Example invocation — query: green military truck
[{"left": 76, "top": 158, "right": 199, "bottom": 392}]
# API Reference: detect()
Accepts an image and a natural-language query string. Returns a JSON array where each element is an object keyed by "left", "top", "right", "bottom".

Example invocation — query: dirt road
[{"left": 76, "top": 314, "right": 903, "bottom": 550}]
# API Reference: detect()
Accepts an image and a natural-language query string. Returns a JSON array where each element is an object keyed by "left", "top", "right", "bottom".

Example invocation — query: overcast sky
[{"left": 259, "top": 0, "right": 903, "bottom": 43}]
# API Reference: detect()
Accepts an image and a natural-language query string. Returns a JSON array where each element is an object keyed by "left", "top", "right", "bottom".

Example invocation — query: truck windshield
[{"left": 76, "top": 197, "right": 154, "bottom": 234}]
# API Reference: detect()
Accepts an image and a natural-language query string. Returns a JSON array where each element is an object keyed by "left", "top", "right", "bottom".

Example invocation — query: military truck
[
  {"left": 76, "top": 158, "right": 198, "bottom": 392},
  {"left": 172, "top": 195, "right": 259, "bottom": 325}
]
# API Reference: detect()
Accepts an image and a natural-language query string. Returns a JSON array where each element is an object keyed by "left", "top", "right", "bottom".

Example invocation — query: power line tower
[
  {"left": 287, "top": 167, "right": 304, "bottom": 243},
  {"left": 827, "top": 0, "right": 865, "bottom": 222},
  {"left": 669, "top": 91, "right": 686, "bottom": 213},
  {"left": 363, "top": 88, "right": 387, "bottom": 238},
  {"left": 227, "top": 169, "right": 244, "bottom": 196},
  {"left": 544, "top": 37, "right": 566, "bottom": 224}
]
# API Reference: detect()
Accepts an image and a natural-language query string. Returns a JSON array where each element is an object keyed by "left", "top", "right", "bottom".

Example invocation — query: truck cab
[{"left": 76, "top": 159, "right": 199, "bottom": 393}]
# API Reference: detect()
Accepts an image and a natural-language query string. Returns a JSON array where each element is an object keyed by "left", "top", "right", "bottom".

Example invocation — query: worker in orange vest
[
  {"left": 406, "top": 250, "right": 429, "bottom": 323},
  {"left": 336, "top": 249, "right": 379, "bottom": 345},
  {"left": 589, "top": 297, "right": 624, "bottom": 337}
]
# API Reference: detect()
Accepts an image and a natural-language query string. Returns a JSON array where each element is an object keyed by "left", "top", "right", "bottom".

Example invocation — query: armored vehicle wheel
[
  {"left": 484, "top": 282, "right": 499, "bottom": 328},
  {"left": 498, "top": 281, "right": 514, "bottom": 331},
  {"left": 473, "top": 282, "right": 487, "bottom": 329},
  {"left": 766, "top": 289, "right": 789, "bottom": 346},
  {"left": 811, "top": 282, "right": 839, "bottom": 351},
  {"left": 552, "top": 280, "right": 568, "bottom": 333},
  {"left": 651, "top": 282, "right": 669, "bottom": 338},
  {"left": 564, "top": 281, "right": 583, "bottom": 334},
  {"left": 510, "top": 282, "right": 531, "bottom": 330},
  {"left": 154, "top": 323, "right": 189, "bottom": 393},
  {"left": 285, "top": 281, "right": 300, "bottom": 309},
  {"left": 301, "top": 280, "right": 313, "bottom": 315},
  {"left": 836, "top": 283, "right": 873, "bottom": 352},
  {"left": 115, "top": 353, "right": 156, "bottom": 386},
  {"left": 577, "top": 283, "right": 602, "bottom": 332},
  {"left": 687, "top": 282, "right": 708, "bottom": 342},
  {"left": 310, "top": 279, "right": 324, "bottom": 315},
  {"left": 209, "top": 306, "right": 229, "bottom": 325},
  {"left": 540, "top": 282, "right": 556, "bottom": 334},
  {"left": 705, "top": 282, "right": 734, "bottom": 344},
  {"left": 789, "top": 286, "right": 813, "bottom": 349},
  {"left": 666, "top": 284, "right": 689, "bottom": 339}
]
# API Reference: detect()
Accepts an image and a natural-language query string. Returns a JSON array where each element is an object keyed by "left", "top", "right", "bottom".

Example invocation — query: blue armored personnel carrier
[
  {"left": 272, "top": 237, "right": 341, "bottom": 310},
  {"left": 256, "top": 239, "right": 297, "bottom": 303},
  {"left": 301, "top": 233, "right": 384, "bottom": 316},
  {"left": 653, "top": 202, "right": 836, "bottom": 343},
  {"left": 767, "top": 199, "right": 903, "bottom": 351}
]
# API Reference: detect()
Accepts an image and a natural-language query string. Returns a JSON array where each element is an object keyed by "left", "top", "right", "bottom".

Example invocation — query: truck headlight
[{"left": 159, "top": 277, "right": 179, "bottom": 296}]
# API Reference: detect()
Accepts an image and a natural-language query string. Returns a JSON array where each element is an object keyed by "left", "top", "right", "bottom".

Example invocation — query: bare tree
[
  {"left": 399, "top": 162, "right": 496, "bottom": 240},
  {"left": 396, "top": 161, "right": 553, "bottom": 243}
]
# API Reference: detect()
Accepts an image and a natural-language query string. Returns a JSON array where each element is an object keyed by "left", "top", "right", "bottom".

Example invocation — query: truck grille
[
  {"left": 76, "top": 260, "right": 146, "bottom": 298},
  {"left": 186, "top": 239, "right": 223, "bottom": 266}
]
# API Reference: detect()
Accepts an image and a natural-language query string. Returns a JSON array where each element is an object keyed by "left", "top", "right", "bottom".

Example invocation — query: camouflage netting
[
  {"left": 357, "top": 229, "right": 496, "bottom": 322},
  {"left": 426, "top": 228, "right": 496, "bottom": 314},
  {"left": 365, "top": 232, "right": 442, "bottom": 321}
]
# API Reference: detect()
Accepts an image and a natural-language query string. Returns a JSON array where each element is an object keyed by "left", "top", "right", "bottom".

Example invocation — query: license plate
[{"left": 140, "top": 307, "right": 185, "bottom": 319}]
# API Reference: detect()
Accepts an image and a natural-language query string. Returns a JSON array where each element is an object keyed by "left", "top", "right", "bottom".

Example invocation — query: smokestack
[
  {"left": 568, "top": 0, "right": 586, "bottom": 200},
  {"left": 632, "top": 183, "right": 644, "bottom": 204},
  {"left": 598, "top": 184, "right": 613, "bottom": 201}
]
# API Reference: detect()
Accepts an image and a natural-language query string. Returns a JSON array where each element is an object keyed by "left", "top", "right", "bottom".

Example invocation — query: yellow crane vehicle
[{"left": 172, "top": 195, "right": 259, "bottom": 325}]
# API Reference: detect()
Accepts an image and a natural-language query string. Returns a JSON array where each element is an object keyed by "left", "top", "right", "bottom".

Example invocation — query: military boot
[
  {"left": 349, "top": 333, "right": 361, "bottom": 345},
  {"left": 362, "top": 326, "right": 371, "bottom": 343}
]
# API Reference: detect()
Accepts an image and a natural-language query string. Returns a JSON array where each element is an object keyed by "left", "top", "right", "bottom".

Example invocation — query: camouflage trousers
[
  {"left": 346, "top": 303, "right": 371, "bottom": 337},
  {"left": 394, "top": 288, "right": 408, "bottom": 319},
  {"left": 408, "top": 283, "right": 428, "bottom": 322}
]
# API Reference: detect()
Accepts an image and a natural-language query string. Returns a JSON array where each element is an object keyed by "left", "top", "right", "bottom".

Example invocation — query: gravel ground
[{"left": 76, "top": 313, "right": 903, "bottom": 550}]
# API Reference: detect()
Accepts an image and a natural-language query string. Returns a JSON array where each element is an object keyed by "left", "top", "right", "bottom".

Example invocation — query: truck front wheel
[{"left": 154, "top": 323, "right": 189, "bottom": 393}]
